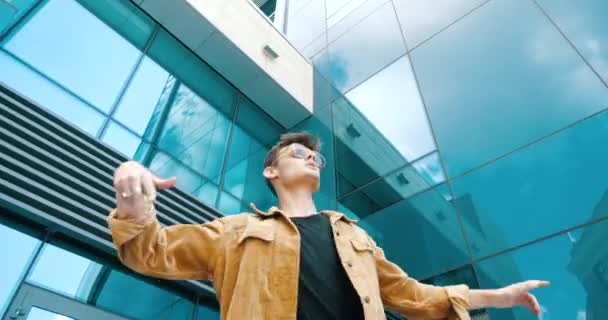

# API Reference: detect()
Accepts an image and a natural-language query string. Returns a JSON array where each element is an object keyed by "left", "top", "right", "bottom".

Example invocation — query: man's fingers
[
  {"left": 526, "top": 293, "right": 541, "bottom": 317},
  {"left": 523, "top": 280, "right": 550, "bottom": 291},
  {"left": 142, "top": 172, "right": 157, "bottom": 201},
  {"left": 153, "top": 176, "right": 176, "bottom": 190}
]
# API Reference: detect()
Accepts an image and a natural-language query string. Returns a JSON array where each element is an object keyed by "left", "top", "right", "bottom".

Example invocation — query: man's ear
[{"left": 263, "top": 166, "right": 277, "bottom": 179}]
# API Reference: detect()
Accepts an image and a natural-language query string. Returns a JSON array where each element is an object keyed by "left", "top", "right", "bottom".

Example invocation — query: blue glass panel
[
  {"left": 221, "top": 96, "right": 284, "bottom": 210},
  {"left": 26, "top": 307, "right": 75, "bottom": 320},
  {"left": 4, "top": 0, "right": 141, "bottom": 112},
  {"left": 0, "top": 50, "right": 105, "bottom": 135},
  {"left": 156, "top": 84, "right": 232, "bottom": 182},
  {"left": 148, "top": 149, "right": 215, "bottom": 200},
  {"left": 393, "top": 0, "right": 486, "bottom": 49},
  {"left": 285, "top": 0, "right": 326, "bottom": 51},
  {"left": 291, "top": 105, "right": 337, "bottom": 210},
  {"left": 26, "top": 244, "right": 102, "bottom": 301},
  {"left": 217, "top": 191, "right": 244, "bottom": 215},
  {"left": 77, "top": 0, "right": 155, "bottom": 50},
  {"left": 345, "top": 55, "right": 436, "bottom": 162},
  {"left": 451, "top": 110, "right": 608, "bottom": 258},
  {"left": 147, "top": 29, "right": 237, "bottom": 118},
  {"left": 358, "top": 184, "right": 469, "bottom": 279},
  {"left": 339, "top": 152, "right": 445, "bottom": 218},
  {"left": 332, "top": 94, "right": 436, "bottom": 197},
  {"left": 0, "top": 224, "right": 40, "bottom": 315},
  {"left": 476, "top": 219, "right": 608, "bottom": 320},
  {"left": 102, "top": 121, "right": 142, "bottom": 158},
  {"left": 113, "top": 57, "right": 170, "bottom": 135},
  {"left": 95, "top": 270, "right": 195, "bottom": 320},
  {"left": 322, "top": 1, "right": 406, "bottom": 92},
  {"left": 537, "top": 0, "right": 608, "bottom": 83},
  {"left": 411, "top": 0, "right": 608, "bottom": 177},
  {"left": 0, "top": 0, "right": 36, "bottom": 35}
]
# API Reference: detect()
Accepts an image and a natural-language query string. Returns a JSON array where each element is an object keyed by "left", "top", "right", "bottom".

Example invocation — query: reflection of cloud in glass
[
  {"left": 345, "top": 55, "right": 436, "bottom": 162},
  {"left": 577, "top": 310, "right": 586, "bottom": 320},
  {"left": 393, "top": 0, "right": 486, "bottom": 48}
]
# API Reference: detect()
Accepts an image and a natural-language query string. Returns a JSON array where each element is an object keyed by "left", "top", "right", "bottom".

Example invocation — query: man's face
[{"left": 265, "top": 143, "right": 324, "bottom": 192}]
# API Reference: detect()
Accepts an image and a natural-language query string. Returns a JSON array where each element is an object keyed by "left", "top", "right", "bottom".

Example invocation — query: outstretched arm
[{"left": 108, "top": 161, "right": 224, "bottom": 280}]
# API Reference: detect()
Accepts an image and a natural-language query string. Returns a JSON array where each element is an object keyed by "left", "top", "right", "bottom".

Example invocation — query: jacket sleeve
[
  {"left": 107, "top": 207, "right": 224, "bottom": 281},
  {"left": 369, "top": 235, "right": 471, "bottom": 320}
]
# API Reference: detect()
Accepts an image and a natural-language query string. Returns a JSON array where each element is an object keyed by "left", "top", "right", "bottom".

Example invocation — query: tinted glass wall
[{"left": 286, "top": 0, "right": 608, "bottom": 319}]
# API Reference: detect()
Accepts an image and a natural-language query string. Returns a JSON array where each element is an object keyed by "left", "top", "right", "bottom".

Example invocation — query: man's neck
[{"left": 277, "top": 189, "right": 318, "bottom": 218}]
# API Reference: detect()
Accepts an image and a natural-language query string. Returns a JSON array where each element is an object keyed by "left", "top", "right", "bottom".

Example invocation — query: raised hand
[{"left": 113, "top": 161, "right": 176, "bottom": 223}]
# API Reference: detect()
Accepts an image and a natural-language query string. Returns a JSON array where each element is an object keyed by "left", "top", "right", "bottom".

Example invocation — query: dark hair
[{"left": 264, "top": 132, "right": 321, "bottom": 195}]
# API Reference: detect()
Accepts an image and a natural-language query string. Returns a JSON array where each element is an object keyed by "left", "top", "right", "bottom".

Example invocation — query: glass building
[{"left": 0, "top": 0, "right": 606, "bottom": 319}]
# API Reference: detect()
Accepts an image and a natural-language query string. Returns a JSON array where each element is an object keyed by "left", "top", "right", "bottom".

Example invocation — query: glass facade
[
  {"left": 284, "top": 0, "right": 608, "bottom": 319},
  {"left": 1, "top": 0, "right": 607, "bottom": 319}
]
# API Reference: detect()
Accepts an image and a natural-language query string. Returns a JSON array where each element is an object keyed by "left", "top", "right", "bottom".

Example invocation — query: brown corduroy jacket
[{"left": 107, "top": 203, "right": 470, "bottom": 320}]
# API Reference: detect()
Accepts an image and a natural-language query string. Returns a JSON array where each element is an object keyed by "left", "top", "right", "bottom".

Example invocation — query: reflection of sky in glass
[
  {"left": 451, "top": 109, "right": 608, "bottom": 258},
  {"left": 113, "top": 57, "right": 170, "bottom": 136},
  {"left": 27, "top": 244, "right": 101, "bottom": 299},
  {"left": 26, "top": 307, "right": 75, "bottom": 320},
  {"left": 4, "top": 0, "right": 141, "bottom": 112},
  {"left": 101, "top": 121, "right": 142, "bottom": 158},
  {"left": 537, "top": 0, "right": 608, "bottom": 83},
  {"left": 393, "top": 0, "right": 486, "bottom": 49},
  {"left": 0, "top": 224, "right": 39, "bottom": 315},
  {"left": 345, "top": 55, "right": 436, "bottom": 162},
  {"left": 411, "top": 0, "right": 608, "bottom": 177},
  {"left": 476, "top": 220, "right": 608, "bottom": 320},
  {"left": 0, "top": 50, "right": 106, "bottom": 136}
]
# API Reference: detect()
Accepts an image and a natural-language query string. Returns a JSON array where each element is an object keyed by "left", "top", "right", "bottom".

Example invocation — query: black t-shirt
[{"left": 291, "top": 213, "right": 364, "bottom": 320}]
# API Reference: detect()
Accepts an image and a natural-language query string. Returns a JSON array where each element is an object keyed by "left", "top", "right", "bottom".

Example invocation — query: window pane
[
  {"left": 451, "top": 110, "right": 608, "bottom": 258},
  {"left": 476, "top": 219, "right": 608, "bottom": 320},
  {"left": 26, "top": 244, "right": 103, "bottom": 300},
  {"left": 393, "top": 0, "right": 487, "bottom": 48},
  {"left": 148, "top": 149, "right": 214, "bottom": 198},
  {"left": 333, "top": 95, "right": 435, "bottom": 197},
  {"left": 94, "top": 270, "right": 195, "bottom": 320},
  {"left": 77, "top": 0, "right": 155, "bottom": 50},
  {"left": 147, "top": 29, "right": 237, "bottom": 118},
  {"left": 291, "top": 105, "right": 337, "bottom": 210},
  {"left": 537, "top": 0, "right": 608, "bottom": 83},
  {"left": 113, "top": 57, "right": 170, "bottom": 136},
  {"left": 26, "top": 307, "right": 75, "bottom": 320},
  {"left": 156, "top": 84, "right": 231, "bottom": 182},
  {"left": 285, "top": 0, "right": 326, "bottom": 51},
  {"left": 339, "top": 152, "right": 445, "bottom": 218},
  {"left": 0, "top": 224, "right": 40, "bottom": 315},
  {"left": 0, "top": 0, "right": 36, "bottom": 34},
  {"left": 101, "top": 121, "right": 142, "bottom": 158},
  {"left": 221, "top": 97, "right": 284, "bottom": 210},
  {"left": 0, "top": 51, "right": 105, "bottom": 135},
  {"left": 358, "top": 184, "right": 469, "bottom": 279},
  {"left": 410, "top": 0, "right": 608, "bottom": 177},
  {"left": 345, "top": 55, "right": 436, "bottom": 162},
  {"left": 4, "top": 0, "right": 142, "bottom": 112},
  {"left": 320, "top": 1, "right": 406, "bottom": 92}
]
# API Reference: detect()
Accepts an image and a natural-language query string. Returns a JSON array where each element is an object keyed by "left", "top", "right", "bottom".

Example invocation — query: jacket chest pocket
[
  {"left": 237, "top": 222, "right": 276, "bottom": 244},
  {"left": 349, "top": 237, "right": 377, "bottom": 275}
]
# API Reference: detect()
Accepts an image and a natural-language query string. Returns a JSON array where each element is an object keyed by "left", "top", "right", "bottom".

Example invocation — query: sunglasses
[{"left": 274, "top": 143, "right": 326, "bottom": 169}]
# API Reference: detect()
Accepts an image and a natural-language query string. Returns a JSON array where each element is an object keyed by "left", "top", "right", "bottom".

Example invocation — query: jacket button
[
  {"left": 347, "top": 261, "right": 353, "bottom": 268},
  {"left": 335, "top": 231, "right": 340, "bottom": 236},
  {"left": 364, "top": 296, "right": 371, "bottom": 304}
]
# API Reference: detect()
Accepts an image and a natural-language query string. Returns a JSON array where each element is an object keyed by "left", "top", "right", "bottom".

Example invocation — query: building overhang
[{"left": 134, "top": 0, "right": 314, "bottom": 128}]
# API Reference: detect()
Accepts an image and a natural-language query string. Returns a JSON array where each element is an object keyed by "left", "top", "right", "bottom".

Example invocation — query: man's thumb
[{"left": 154, "top": 176, "right": 177, "bottom": 190}]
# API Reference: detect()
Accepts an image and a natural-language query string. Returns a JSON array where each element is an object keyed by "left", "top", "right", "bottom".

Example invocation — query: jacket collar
[{"left": 249, "top": 203, "right": 358, "bottom": 225}]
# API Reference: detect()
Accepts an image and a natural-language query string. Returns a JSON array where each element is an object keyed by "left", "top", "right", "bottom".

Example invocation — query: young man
[{"left": 108, "top": 132, "right": 548, "bottom": 320}]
